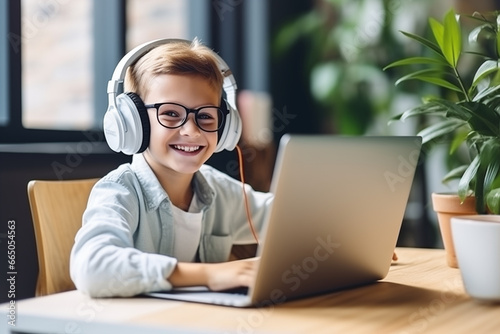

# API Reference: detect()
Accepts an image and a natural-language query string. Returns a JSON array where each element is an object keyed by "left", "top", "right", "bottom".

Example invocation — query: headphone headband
[{"left": 107, "top": 38, "right": 238, "bottom": 114}]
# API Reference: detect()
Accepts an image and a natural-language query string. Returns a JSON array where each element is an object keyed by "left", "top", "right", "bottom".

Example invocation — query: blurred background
[{"left": 1, "top": 0, "right": 500, "bottom": 301}]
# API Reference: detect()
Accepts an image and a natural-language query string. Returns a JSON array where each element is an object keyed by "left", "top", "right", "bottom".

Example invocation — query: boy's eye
[
  {"left": 159, "top": 109, "right": 183, "bottom": 118},
  {"left": 197, "top": 112, "right": 215, "bottom": 120}
]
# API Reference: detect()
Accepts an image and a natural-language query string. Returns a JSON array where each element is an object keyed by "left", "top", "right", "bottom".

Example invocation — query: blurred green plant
[
  {"left": 385, "top": 9, "right": 500, "bottom": 214},
  {"left": 273, "top": 0, "right": 431, "bottom": 134}
]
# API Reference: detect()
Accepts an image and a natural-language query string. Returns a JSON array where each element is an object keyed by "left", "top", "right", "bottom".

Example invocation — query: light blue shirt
[{"left": 70, "top": 154, "right": 273, "bottom": 297}]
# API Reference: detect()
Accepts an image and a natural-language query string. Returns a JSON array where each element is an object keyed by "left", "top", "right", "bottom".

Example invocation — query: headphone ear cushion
[
  {"left": 124, "top": 92, "right": 150, "bottom": 153},
  {"left": 215, "top": 98, "right": 242, "bottom": 152},
  {"left": 217, "top": 97, "right": 228, "bottom": 145}
]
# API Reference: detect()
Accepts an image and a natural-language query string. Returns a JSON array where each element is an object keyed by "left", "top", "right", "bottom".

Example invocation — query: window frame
[{"left": 0, "top": 0, "right": 8, "bottom": 127}]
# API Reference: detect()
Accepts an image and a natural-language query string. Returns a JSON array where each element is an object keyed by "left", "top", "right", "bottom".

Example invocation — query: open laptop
[{"left": 147, "top": 134, "right": 422, "bottom": 307}]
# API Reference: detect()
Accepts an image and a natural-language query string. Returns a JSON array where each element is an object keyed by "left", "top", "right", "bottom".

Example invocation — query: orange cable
[{"left": 235, "top": 145, "right": 259, "bottom": 244}]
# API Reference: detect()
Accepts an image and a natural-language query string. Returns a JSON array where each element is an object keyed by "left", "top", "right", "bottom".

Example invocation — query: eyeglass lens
[{"left": 157, "top": 103, "right": 223, "bottom": 132}]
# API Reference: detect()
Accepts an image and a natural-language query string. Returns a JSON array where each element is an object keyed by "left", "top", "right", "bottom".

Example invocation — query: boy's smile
[
  {"left": 142, "top": 74, "right": 220, "bottom": 178},
  {"left": 172, "top": 145, "right": 202, "bottom": 153}
]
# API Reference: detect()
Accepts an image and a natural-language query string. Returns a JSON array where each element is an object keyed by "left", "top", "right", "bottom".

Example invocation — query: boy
[{"left": 70, "top": 39, "right": 273, "bottom": 298}]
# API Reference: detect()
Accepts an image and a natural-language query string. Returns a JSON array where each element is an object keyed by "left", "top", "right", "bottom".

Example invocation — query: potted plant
[{"left": 384, "top": 9, "right": 500, "bottom": 267}]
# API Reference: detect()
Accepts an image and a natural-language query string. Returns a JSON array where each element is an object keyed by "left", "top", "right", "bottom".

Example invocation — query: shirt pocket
[{"left": 201, "top": 234, "right": 233, "bottom": 263}]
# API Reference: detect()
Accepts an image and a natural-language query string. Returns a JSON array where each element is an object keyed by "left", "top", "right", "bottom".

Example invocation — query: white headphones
[{"left": 103, "top": 38, "right": 242, "bottom": 155}]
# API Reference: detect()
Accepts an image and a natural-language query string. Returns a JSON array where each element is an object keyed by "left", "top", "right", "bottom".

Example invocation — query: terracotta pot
[{"left": 431, "top": 193, "right": 476, "bottom": 268}]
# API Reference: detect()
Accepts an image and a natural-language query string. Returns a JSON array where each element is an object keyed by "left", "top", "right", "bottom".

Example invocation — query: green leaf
[
  {"left": 497, "top": 22, "right": 500, "bottom": 57},
  {"left": 458, "top": 155, "right": 480, "bottom": 201},
  {"left": 394, "top": 69, "right": 462, "bottom": 92},
  {"left": 395, "top": 97, "right": 473, "bottom": 124},
  {"left": 442, "top": 164, "right": 468, "bottom": 183},
  {"left": 474, "top": 152, "right": 488, "bottom": 213},
  {"left": 471, "top": 139, "right": 500, "bottom": 213},
  {"left": 461, "top": 102, "right": 500, "bottom": 136},
  {"left": 433, "top": 99, "right": 473, "bottom": 121},
  {"left": 468, "top": 11, "right": 492, "bottom": 24},
  {"left": 396, "top": 101, "right": 448, "bottom": 122},
  {"left": 464, "top": 50, "right": 491, "bottom": 58},
  {"left": 429, "top": 17, "right": 445, "bottom": 54},
  {"left": 468, "top": 22, "right": 496, "bottom": 47},
  {"left": 429, "top": 100, "right": 500, "bottom": 137},
  {"left": 492, "top": 171, "right": 500, "bottom": 189},
  {"left": 449, "top": 130, "right": 468, "bottom": 154},
  {"left": 480, "top": 139, "right": 500, "bottom": 193},
  {"left": 472, "top": 84, "right": 500, "bottom": 102},
  {"left": 484, "top": 161, "right": 500, "bottom": 195},
  {"left": 400, "top": 31, "right": 443, "bottom": 56},
  {"left": 471, "top": 60, "right": 500, "bottom": 89},
  {"left": 414, "top": 76, "right": 463, "bottom": 92},
  {"left": 417, "top": 118, "right": 466, "bottom": 144},
  {"left": 443, "top": 9, "right": 461, "bottom": 67},
  {"left": 383, "top": 57, "right": 449, "bottom": 71},
  {"left": 468, "top": 25, "right": 483, "bottom": 44},
  {"left": 486, "top": 188, "right": 500, "bottom": 214}
]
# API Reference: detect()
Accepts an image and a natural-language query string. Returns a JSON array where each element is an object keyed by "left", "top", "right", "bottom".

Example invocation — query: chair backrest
[{"left": 27, "top": 178, "right": 99, "bottom": 296}]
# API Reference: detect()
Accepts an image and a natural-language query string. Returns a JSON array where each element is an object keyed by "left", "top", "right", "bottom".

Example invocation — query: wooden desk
[{"left": 2, "top": 248, "right": 499, "bottom": 334}]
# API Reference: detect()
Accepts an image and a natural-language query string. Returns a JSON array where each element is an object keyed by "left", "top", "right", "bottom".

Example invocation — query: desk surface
[{"left": 2, "top": 247, "right": 499, "bottom": 334}]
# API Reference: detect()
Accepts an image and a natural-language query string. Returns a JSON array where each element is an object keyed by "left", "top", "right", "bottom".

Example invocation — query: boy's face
[{"left": 142, "top": 74, "right": 220, "bottom": 177}]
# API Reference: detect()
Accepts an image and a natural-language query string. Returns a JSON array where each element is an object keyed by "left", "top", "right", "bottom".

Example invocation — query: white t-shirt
[{"left": 170, "top": 192, "right": 203, "bottom": 262}]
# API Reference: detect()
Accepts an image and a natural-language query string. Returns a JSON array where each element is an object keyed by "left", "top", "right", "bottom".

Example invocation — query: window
[
  {"left": 9, "top": 0, "right": 189, "bottom": 135},
  {"left": 126, "top": 0, "right": 188, "bottom": 49},
  {"left": 21, "top": 0, "right": 93, "bottom": 130}
]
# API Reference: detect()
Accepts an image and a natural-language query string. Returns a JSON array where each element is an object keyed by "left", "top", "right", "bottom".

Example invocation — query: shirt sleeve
[{"left": 70, "top": 176, "right": 176, "bottom": 298}]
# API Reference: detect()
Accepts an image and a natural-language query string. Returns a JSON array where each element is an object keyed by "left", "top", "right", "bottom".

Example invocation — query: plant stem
[{"left": 453, "top": 66, "right": 470, "bottom": 102}]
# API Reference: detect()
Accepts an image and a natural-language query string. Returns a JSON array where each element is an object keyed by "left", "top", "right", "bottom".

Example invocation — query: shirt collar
[
  {"left": 193, "top": 168, "right": 215, "bottom": 207},
  {"left": 130, "top": 154, "right": 214, "bottom": 211},
  {"left": 131, "top": 154, "right": 168, "bottom": 211}
]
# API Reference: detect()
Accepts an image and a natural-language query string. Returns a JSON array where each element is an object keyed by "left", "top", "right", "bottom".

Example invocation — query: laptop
[{"left": 147, "top": 134, "right": 422, "bottom": 307}]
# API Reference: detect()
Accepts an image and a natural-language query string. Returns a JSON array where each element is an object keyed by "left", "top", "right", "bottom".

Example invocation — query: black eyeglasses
[{"left": 144, "top": 102, "right": 227, "bottom": 132}]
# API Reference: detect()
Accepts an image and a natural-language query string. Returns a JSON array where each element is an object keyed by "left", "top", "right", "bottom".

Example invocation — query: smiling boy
[{"left": 70, "top": 39, "right": 273, "bottom": 297}]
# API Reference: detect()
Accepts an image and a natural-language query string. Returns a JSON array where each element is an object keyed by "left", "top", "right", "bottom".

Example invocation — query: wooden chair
[{"left": 27, "top": 178, "right": 99, "bottom": 296}]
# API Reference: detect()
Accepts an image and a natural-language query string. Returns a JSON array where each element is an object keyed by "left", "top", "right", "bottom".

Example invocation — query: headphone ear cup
[
  {"left": 215, "top": 98, "right": 242, "bottom": 153},
  {"left": 103, "top": 92, "right": 150, "bottom": 155},
  {"left": 125, "top": 92, "right": 150, "bottom": 153}
]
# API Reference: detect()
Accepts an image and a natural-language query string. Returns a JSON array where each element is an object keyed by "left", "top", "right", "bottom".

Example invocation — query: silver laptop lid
[{"left": 250, "top": 134, "right": 421, "bottom": 305}]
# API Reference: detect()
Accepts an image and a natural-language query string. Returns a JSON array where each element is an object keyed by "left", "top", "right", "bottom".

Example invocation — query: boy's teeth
[{"left": 174, "top": 145, "right": 200, "bottom": 152}]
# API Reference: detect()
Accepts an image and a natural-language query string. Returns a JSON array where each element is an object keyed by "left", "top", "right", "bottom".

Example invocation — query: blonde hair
[{"left": 124, "top": 38, "right": 224, "bottom": 99}]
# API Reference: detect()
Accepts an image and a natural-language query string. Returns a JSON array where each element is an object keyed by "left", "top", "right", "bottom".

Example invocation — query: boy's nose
[{"left": 179, "top": 114, "right": 201, "bottom": 136}]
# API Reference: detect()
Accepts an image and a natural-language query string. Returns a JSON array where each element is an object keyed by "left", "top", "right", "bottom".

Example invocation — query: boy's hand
[
  {"left": 205, "top": 257, "right": 259, "bottom": 291},
  {"left": 169, "top": 258, "right": 259, "bottom": 291}
]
